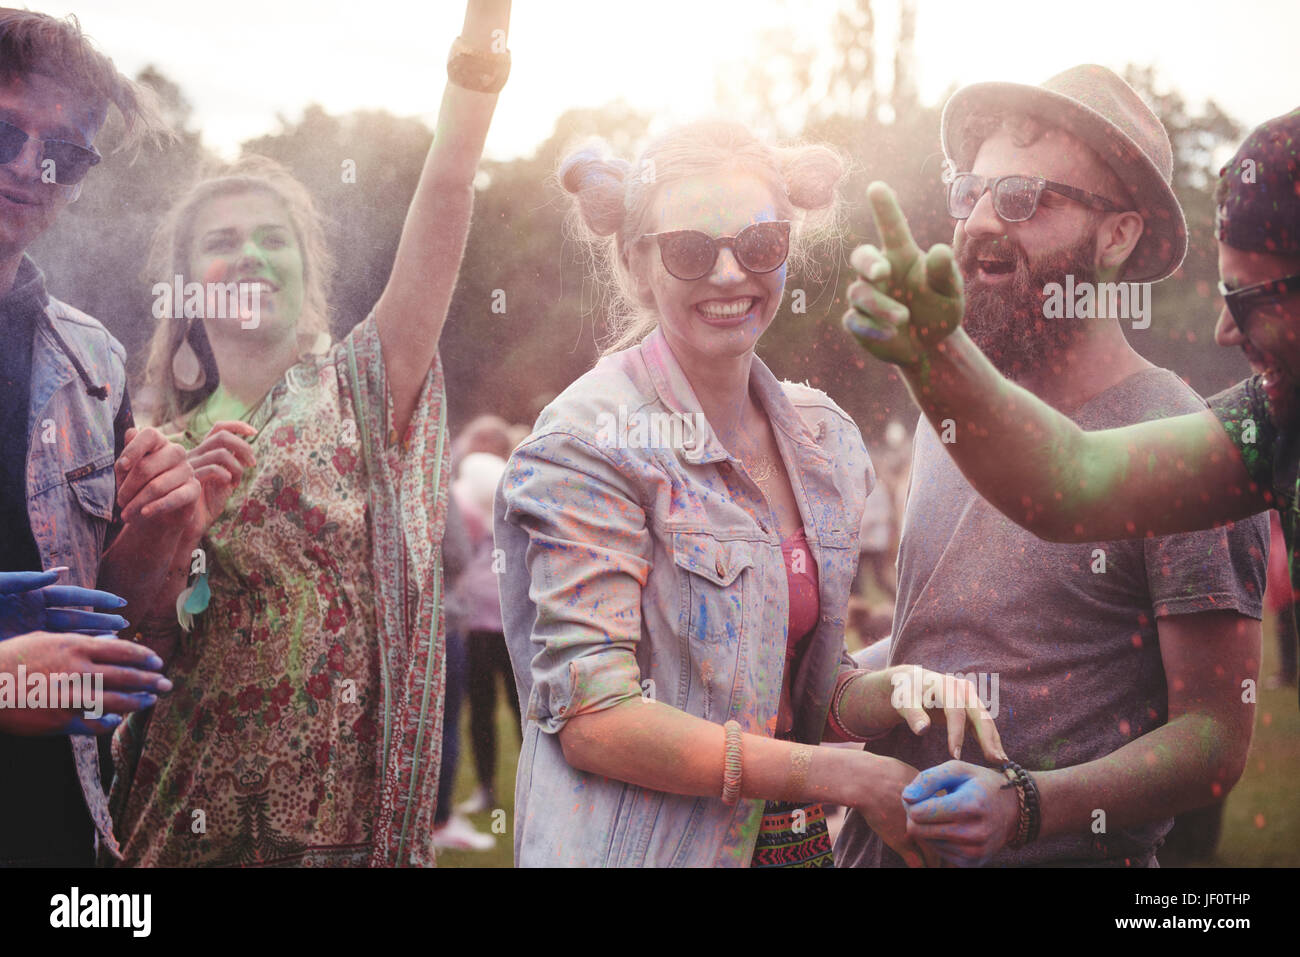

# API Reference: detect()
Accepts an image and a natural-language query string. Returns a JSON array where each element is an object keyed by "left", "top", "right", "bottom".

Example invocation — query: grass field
[
  {"left": 437, "top": 618, "right": 1300, "bottom": 868},
  {"left": 435, "top": 689, "right": 519, "bottom": 869}
]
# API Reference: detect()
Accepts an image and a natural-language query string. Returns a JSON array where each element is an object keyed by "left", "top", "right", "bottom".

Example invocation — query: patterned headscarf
[{"left": 1217, "top": 108, "right": 1300, "bottom": 255}]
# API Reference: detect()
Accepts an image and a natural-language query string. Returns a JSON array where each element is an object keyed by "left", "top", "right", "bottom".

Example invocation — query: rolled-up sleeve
[{"left": 500, "top": 430, "right": 653, "bottom": 734}]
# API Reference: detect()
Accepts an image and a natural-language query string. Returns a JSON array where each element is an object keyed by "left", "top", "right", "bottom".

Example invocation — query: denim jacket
[
  {"left": 23, "top": 287, "right": 128, "bottom": 860},
  {"left": 495, "top": 328, "right": 873, "bottom": 866}
]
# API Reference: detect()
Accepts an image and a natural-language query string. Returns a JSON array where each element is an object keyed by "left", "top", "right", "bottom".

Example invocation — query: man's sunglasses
[
  {"left": 947, "top": 172, "right": 1127, "bottom": 223},
  {"left": 640, "top": 220, "right": 791, "bottom": 282},
  {"left": 0, "top": 119, "right": 101, "bottom": 186},
  {"left": 1219, "top": 274, "right": 1300, "bottom": 333}
]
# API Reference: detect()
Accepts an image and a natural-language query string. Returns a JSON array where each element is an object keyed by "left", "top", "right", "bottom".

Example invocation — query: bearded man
[{"left": 835, "top": 65, "right": 1268, "bottom": 867}]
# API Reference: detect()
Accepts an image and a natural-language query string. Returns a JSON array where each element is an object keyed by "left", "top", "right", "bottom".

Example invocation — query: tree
[{"left": 25, "top": 17, "right": 1253, "bottom": 441}]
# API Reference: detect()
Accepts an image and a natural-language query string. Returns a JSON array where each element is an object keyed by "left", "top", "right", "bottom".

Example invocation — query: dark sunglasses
[
  {"left": 0, "top": 118, "right": 101, "bottom": 186},
  {"left": 947, "top": 172, "right": 1126, "bottom": 223},
  {"left": 1219, "top": 273, "right": 1300, "bottom": 333},
  {"left": 640, "top": 220, "right": 791, "bottom": 282}
]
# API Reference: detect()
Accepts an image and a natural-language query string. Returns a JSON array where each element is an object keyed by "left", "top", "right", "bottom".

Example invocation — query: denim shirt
[
  {"left": 495, "top": 328, "right": 873, "bottom": 866},
  {"left": 23, "top": 289, "right": 128, "bottom": 860}
]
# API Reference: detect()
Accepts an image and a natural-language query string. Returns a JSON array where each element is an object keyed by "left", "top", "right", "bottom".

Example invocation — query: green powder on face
[{"left": 188, "top": 386, "right": 251, "bottom": 443}]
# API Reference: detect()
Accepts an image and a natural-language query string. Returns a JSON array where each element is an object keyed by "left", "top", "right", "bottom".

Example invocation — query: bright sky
[{"left": 65, "top": 0, "right": 1300, "bottom": 161}]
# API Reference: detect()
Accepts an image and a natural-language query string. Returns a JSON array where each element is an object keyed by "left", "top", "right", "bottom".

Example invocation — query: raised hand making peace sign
[{"left": 841, "top": 182, "right": 966, "bottom": 369}]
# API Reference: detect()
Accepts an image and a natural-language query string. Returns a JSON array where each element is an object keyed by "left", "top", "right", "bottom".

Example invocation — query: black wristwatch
[{"left": 447, "top": 35, "right": 511, "bottom": 94}]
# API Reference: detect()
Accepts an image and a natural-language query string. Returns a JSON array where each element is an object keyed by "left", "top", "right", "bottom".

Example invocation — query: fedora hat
[{"left": 941, "top": 64, "right": 1187, "bottom": 283}]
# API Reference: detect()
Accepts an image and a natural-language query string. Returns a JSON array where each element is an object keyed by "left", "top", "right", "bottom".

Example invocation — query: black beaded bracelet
[
  {"left": 1022, "top": 765, "right": 1042, "bottom": 844},
  {"left": 1000, "top": 760, "right": 1041, "bottom": 848},
  {"left": 999, "top": 765, "right": 1028, "bottom": 846}
]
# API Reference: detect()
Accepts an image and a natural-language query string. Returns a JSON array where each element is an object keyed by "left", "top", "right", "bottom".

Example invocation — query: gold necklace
[
  {"left": 745, "top": 452, "right": 777, "bottom": 484},
  {"left": 721, "top": 391, "right": 779, "bottom": 484}
]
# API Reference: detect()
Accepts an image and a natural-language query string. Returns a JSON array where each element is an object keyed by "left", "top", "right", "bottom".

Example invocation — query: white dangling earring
[{"left": 172, "top": 320, "right": 206, "bottom": 392}]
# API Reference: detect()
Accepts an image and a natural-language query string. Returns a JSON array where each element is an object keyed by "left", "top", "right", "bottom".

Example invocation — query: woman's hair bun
[
  {"left": 781, "top": 144, "right": 845, "bottom": 211},
  {"left": 559, "top": 143, "right": 630, "bottom": 237}
]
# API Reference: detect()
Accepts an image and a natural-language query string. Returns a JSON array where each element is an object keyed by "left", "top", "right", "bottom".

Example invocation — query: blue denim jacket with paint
[
  {"left": 21, "top": 282, "right": 128, "bottom": 861},
  {"left": 495, "top": 328, "right": 872, "bottom": 866}
]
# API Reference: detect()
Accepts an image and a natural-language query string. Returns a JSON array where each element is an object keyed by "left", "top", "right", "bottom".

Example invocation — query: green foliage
[{"left": 440, "top": 101, "right": 651, "bottom": 428}]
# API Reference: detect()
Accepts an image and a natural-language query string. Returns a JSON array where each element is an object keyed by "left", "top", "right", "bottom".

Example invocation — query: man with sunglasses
[
  {"left": 835, "top": 65, "right": 1268, "bottom": 868},
  {"left": 0, "top": 9, "right": 203, "bottom": 867}
]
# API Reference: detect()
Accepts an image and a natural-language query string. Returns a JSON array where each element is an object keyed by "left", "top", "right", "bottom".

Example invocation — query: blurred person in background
[
  {"left": 854, "top": 474, "right": 894, "bottom": 599},
  {"left": 848, "top": 422, "right": 909, "bottom": 646},
  {"left": 450, "top": 449, "right": 519, "bottom": 819},
  {"left": 431, "top": 487, "right": 494, "bottom": 851},
  {"left": 433, "top": 414, "right": 524, "bottom": 848}
]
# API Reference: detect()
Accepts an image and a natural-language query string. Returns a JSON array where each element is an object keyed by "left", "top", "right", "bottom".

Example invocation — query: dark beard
[{"left": 960, "top": 233, "right": 1099, "bottom": 381}]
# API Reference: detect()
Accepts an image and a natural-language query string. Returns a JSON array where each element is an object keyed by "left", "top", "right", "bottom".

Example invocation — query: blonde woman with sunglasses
[{"left": 495, "top": 121, "right": 1007, "bottom": 867}]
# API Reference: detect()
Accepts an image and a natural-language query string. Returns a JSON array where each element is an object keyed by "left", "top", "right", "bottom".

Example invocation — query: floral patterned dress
[{"left": 110, "top": 314, "right": 450, "bottom": 866}]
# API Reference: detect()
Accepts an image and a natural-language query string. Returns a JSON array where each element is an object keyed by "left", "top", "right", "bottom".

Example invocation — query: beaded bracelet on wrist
[
  {"left": 1000, "top": 760, "right": 1041, "bottom": 848},
  {"left": 1022, "top": 765, "right": 1042, "bottom": 844}
]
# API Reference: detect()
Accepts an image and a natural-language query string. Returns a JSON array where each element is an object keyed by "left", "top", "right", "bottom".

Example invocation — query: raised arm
[
  {"left": 374, "top": 0, "right": 510, "bottom": 437},
  {"left": 841, "top": 182, "right": 1271, "bottom": 542}
]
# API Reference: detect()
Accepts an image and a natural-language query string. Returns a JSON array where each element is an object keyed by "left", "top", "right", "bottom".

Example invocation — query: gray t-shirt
[{"left": 834, "top": 368, "right": 1268, "bottom": 867}]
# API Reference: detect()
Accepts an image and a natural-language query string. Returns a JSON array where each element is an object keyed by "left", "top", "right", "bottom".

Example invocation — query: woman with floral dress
[{"left": 109, "top": 0, "right": 513, "bottom": 866}]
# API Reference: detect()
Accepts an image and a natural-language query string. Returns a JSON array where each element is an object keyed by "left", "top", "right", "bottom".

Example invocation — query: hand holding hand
[
  {"left": 842, "top": 182, "right": 965, "bottom": 368},
  {"left": 115, "top": 426, "right": 200, "bottom": 525},
  {"left": 185, "top": 421, "right": 257, "bottom": 535},
  {"left": 844, "top": 754, "right": 942, "bottom": 868},
  {"left": 902, "top": 760, "right": 1022, "bottom": 867}
]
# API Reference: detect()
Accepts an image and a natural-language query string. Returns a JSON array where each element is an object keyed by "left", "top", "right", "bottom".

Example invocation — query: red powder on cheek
[{"left": 204, "top": 259, "right": 229, "bottom": 284}]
